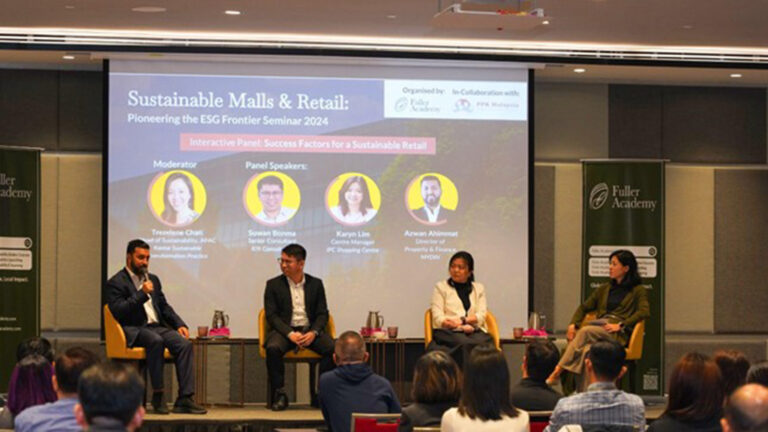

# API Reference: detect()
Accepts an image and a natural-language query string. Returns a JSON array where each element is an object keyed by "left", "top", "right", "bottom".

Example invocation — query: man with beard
[
  {"left": 105, "top": 239, "right": 206, "bottom": 415},
  {"left": 415, "top": 175, "right": 454, "bottom": 224}
]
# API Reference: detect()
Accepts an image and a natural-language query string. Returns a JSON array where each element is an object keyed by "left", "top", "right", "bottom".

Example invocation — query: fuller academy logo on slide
[{"left": 589, "top": 182, "right": 609, "bottom": 210}]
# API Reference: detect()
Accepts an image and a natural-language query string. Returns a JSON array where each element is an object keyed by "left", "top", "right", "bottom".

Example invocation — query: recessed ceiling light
[
  {"left": 131, "top": 6, "right": 167, "bottom": 13},
  {"left": 224, "top": 10, "right": 241, "bottom": 15},
  {"left": 62, "top": 55, "right": 75, "bottom": 60},
  {"left": 386, "top": 15, "right": 397, "bottom": 19},
  {"left": 573, "top": 68, "right": 586, "bottom": 73},
  {"left": 730, "top": 73, "right": 743, "bottom": 78},
  {"left": 542, "top": 20, "right": 550, "bottom": 25},
  {"left": 64, "top": 5, "right": 75, "bottom": 9},
  {"left": 682, "top": 25, "right": 694, "bottom": 30}
]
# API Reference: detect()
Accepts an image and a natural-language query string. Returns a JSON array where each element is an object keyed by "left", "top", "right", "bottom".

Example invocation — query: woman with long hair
[
  {"left": 399, "top": 351, "right": 461, "bottom": 431},
  {"left": 441, "top": 344, "right": 529, "bottom": 431},
  {"left": 161, "top": 172, "right": 200, "bottom": 226},
  {"left": 648, "top": 352, "right": 723, "bottom": 432},
  {"left": 549, "top": 250, "right": 650, "bottom": 390},
  {"left": 428, "top": 251, "right": 493, "bottom": 368},
  {"left": 330, "top": 176, "right": 377, "bottom": 225},
  {"left": 6, "top": 355, "right": 57, "bottom": 418}
]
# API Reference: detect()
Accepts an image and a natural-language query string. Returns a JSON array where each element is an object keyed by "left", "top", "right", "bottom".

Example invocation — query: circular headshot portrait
[
  {"left": 243, "top": 171, "right": 300, "bottom": 227},
  {"left": 405, "top": 173, "right": 459, "bottom": 226},
  {"left": 325, "top": 173, "right": 381, "bottom": 226},
  {"left": 148, "top": 170, "right": 207, "bottom": 228}
]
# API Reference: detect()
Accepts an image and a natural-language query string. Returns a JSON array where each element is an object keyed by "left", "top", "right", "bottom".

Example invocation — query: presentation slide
[{"left": 106, "top": 56, "right": 529, "bottom": 338}]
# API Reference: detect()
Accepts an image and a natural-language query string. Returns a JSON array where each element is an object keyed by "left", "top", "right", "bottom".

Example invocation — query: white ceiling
[{"left": 1, "top": 0, "right": 768, "bottom": 85}]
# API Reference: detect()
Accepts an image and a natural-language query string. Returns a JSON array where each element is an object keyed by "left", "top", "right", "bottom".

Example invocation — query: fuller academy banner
[
  {"left": 0, "top": 146, "right": 41, "bottom": 392},
  {"left": 582, "top": 160, "right": 664, "bottom": 396}
]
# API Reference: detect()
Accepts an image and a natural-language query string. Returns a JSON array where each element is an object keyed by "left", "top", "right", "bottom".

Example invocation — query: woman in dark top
[
  {"left": 548, "top": 250, "right": 650, "bottom": 389},
  {"left": 648, "top": 352, "right": 723, "bottom": 432},
  {"left": 399, "top": 351, "right": 461, "bottom": 432}
]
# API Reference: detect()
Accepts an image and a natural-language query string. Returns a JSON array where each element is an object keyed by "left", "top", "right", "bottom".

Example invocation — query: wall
[{"left": 6, "top": 70, "right": 768, "bottom": 395}]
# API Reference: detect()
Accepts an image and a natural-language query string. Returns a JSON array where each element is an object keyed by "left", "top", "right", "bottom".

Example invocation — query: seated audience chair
[
  {"left": 413, "top": 428, "right": 441, "bottom": 432},
  {"left": 258, "top": 308, "right": 336, "bottom": 406},
  {"left": 103, "top": 304, "right": 171, "bottom": 401},
  {"left": 424, "top": 308, "right": 501, "bottom": 350},
  {"left": 351, "top": 413, "right": 401, "bottom": 432}
]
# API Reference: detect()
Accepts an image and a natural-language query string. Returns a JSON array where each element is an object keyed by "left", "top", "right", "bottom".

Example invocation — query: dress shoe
[
  {"left": 150, "top": 393, "right": 170, "bottom": 415},
  {"left": 271, "top": 389, "right": 289, "bottom": 411},
  {"left": 172, "top": 396, "right": 208, "bottom": 414}
]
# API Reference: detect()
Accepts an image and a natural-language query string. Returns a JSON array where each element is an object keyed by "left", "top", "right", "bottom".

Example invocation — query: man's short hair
[
  {"left": 420, "top": 175, "right": 441, "bottom": 188},
  {"left": 525, "top": 340, "right": 560, "bottom": 382},
  {"left": 78, "top": 362, "right": 144, "bottom": 426},
  {"left": 258, "top": 175, "right": 283, "bottom": 191},
  {"left": 334, "top": 331, "right": 366, "bottom": 363},
  {"left": 282, "top": 243, "right": 306, "bottom": 261},
  {"left": 587, "top": 339, "right": 626, "bottom": 380},
  {"left": 126, "top": 239, "right": 150, "bottom": 254},
  {"left": 55, "top": 347, "right": 101, "bottom": 394},
  {"left": 16, "top": 337, "right": 54, "bottom": 363},
  {"left": 724, "top": 384, "right": 768, "bottom": 432}
]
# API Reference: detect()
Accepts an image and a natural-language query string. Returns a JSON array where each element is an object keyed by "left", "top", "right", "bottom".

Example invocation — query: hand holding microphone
[{"left": 140, "top": 271, "right": 154, "bottom": 294}]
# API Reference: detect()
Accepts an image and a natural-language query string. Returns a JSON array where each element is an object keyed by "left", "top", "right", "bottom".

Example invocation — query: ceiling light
[
  {"left": 573, "top": 68, "right": 586, "bottom": 73},
  {"left": 730, "top": 73, "right": 742, "bottom": 78},
  {"left": 542, "top": 20, "right": 550, "bottom": 25},
  {"left": 224, "top": 10, "right": 241, "bottom": 16},
  {"left": 62, "top": 55, "right": 75, "bottom": 60},
  {"left": 682, "top": 25, "right": 694, "bottom": 30},
  {"left": 131, "top": 6, "right": 167, "bottom": 13},
  {"left": 64, "top": 5, "right": 75, "bottom": 9},
  {"left": 386, "top": 15, "right": 397, "bottom": 19}
]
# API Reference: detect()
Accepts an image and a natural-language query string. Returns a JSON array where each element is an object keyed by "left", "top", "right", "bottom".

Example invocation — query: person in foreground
[
  {"left": 647, "top": 352, "right": 724, "bottom": 432},
  {"left": 549, "top": 250, "right": 650, "bottom": 390},
  {"left": 0, "top": 337, "right": 56, "bottom": 428},
  {"left": 264, "top": 243, "right": 335, "bottom": 410},
  {"left": 14, "top": 347, "right": 101, "bottom": 432},
  {"left": 105, "top": 239, "right": 206, "bottom": 414},
  {"left": 545, "top": 339, "right": 645, "bottom": 432},
  {"left": 399, "top": 351, "right": 461, "bottom": 432},
  {"left": 318, "top": 331, "right": 400, "bottom": 432},
  {"left": 747, "top": 361, "right": 768, "bottom": 387},
  {"left": 510, "top": 339, "right": 562, "bottom": 411},
  {"left": 715, "top": 350, "right": 751, "bottom": 399},
  {"left": 441, "top": 344, "right": 529, "bottom": 432},
  {"left": 74, "top": 362, "right": 145, "bottom": 432},
  {"left": 721, "top": 383, "right": 768, "bottom": 432},
  {"left": 429, "top": 251, "right": 493, "bottom": 368}
]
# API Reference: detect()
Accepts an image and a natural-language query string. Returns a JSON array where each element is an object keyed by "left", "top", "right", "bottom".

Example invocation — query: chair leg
[{"left": 310, "top": 362, "right": 318, "bottom": 407}]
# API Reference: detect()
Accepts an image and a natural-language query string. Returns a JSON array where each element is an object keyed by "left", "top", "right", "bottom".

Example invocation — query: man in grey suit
[
  {"left": 264, "top": 243, "right": 335, "bottom": 411},
  {"left": 105, "top": 239, "right": 205, "bottom": 415}
]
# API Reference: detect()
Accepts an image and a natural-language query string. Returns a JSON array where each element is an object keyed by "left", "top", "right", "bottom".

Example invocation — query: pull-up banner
[
  {"left": 582, "top": 160, "right": 665, "bottom": 396},
  {"left": 0, "top": 146, "right": 41, "bottom": 392}
]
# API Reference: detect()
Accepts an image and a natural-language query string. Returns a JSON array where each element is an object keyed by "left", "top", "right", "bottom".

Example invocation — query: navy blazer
[
  {"left": 263, "top": 273, "right": 329, "bottom": 338},
  {"left": 105, "top": 268, "right": 187, "bottom": 347}
]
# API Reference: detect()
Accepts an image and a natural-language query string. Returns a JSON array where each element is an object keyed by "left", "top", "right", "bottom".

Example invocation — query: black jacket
[
  {"left": 105, "top": 268, "right": 186, "bottom": 347},
  {"left": 264, "top": 273, "right": 329, "bottom": 337},
  {"left": 398, "top": 401, "right": 455, "bottom": 432},
  {"left": 509, "top": 378, "right": 562, "bottom": 411}
]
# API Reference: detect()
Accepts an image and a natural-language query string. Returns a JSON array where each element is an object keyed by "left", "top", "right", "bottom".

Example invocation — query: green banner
[
  {"left": 0, "top": 146, "right": 41, "bottom": 392},
  {"left": 582, "top": 160, "right": 664, "bottom": 396}
]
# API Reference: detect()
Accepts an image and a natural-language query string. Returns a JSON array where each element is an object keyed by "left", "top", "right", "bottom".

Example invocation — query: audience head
[
  {"left": 459, "top": 344, "right": 518, "bottom": 421},
  {"left": 334, "top": 331, "right": 367, "bottom": 365},
  {"left": 523, "top": 339, "right": 560, "bottom": 383},
  {"left": 6, "top": 354, "right": 57, "bottom": 415},
  {"left": 54, "top": 347, "right": 101, "bottom": 396},
  {"left": 586, "top": 339, "right": 626, "bottom": 382},
  {"left": 75, "top": 362, "right": 145, "bottom": 431},
  {"left": 715, "top": 350, "right": 751, "bottom": 397},
  {"left": 664, "top": 352, "right": 724, "bottom": 422},
  {"left": 411, "top": 351, "right": 462, "bottom": 404},
  {"left": 16, "top": 337, "right": 54, "bottom": 363},
  {"left": 747, "top": 362, "right": 768, "bottom": 387},
  {"left": 609, "top": 249, "right": 642, "bottom": 286},
  {"left": 722, "top": 384, "right": 768, "bottom": 432}
]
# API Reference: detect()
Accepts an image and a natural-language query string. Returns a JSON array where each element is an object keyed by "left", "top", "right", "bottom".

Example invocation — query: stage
[{"left": 140, "top": 402, "right": 666, "bottom": 432}]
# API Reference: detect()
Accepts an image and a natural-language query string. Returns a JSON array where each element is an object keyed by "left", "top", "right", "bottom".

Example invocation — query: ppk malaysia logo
[{"left": 589, "top": 182, "right": 609, "bottom": 210}]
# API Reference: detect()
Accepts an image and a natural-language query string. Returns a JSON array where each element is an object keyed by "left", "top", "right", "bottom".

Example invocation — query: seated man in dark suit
[
  {"left": 105, "top": 239, "right": 205, "bottom": 414},
  {"left": 510, "top": 339, "right": 562, "bottom": 411},
  {"left": 264, "top": 243, "right": 335, "bottom": 411}
]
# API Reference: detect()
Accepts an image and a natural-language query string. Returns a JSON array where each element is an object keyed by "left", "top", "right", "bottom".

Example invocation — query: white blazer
[{"left": 431, "top": 279, "right": 488, "bottom": 332}]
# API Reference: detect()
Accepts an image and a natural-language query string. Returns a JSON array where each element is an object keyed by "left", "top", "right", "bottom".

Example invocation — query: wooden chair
[
  {"left": 424, "top": 308, "right": 501, "bottom": 350},
  {"left": 103, "top": 304, "right": 171, "bottom": 401},
  {"left": 258, "top": 308, "right": 335, "bottom": 406},
  {"left": 351, "top": 413, "right": 400, "bottom": 432}
]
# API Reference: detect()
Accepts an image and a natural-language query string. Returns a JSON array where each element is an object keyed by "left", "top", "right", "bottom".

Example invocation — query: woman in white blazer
[{"left": 429, "top": 251, "right": 493, "bottom": 367}]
